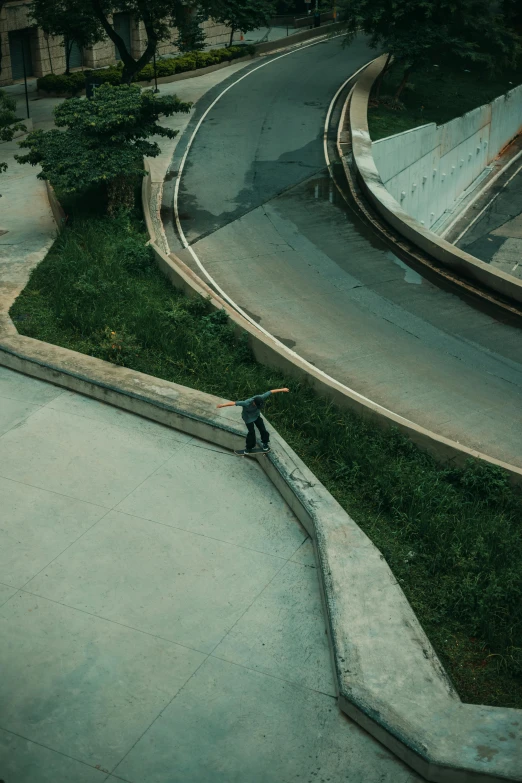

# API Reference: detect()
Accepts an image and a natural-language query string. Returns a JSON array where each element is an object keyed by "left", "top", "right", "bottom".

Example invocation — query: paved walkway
[{"left": 0, "top": 366, "right": 420, "bottom": 783}]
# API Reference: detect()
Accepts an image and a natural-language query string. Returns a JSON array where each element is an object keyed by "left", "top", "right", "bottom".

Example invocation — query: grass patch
[
  {"left": 368, "top": 61, "right": 522, "bottom": 140},
  {"left": 10, "top": 193, "right": 522, "bottom": 708}
]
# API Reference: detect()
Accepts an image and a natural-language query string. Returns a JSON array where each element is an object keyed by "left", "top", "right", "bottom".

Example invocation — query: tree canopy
[
  {"left": 206, "top": 0, "right": 276, "bottom": 47},
  {"left": 174, "top": 5, "right": 207, "bottom": 52},
  {"left": 344, "top": 0, "right": 522, "bottom": 99},
  {"left": 15, "top": 83, "right": 191, "bottom": 213},
  {"left": 29, "top": 0, "right": 104, "bottom": 74}
]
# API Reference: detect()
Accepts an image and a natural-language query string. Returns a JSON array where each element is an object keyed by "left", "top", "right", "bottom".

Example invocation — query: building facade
[{"left": 0, "top": 1, "right": 231, "bottom": 86}]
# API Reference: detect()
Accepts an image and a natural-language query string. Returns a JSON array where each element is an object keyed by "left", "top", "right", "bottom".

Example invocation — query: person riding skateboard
[{"left": 217, "top": 388, "right": 289, "bottom": 453}]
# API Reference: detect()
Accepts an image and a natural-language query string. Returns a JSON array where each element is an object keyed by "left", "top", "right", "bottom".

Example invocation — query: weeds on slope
[{"left": 10, "top": 192, "right": 522, "bottom": 708}]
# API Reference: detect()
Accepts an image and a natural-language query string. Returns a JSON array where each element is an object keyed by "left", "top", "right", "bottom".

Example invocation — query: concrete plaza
[{"left": 0, "top": 367, "right": 419, "bottom": 783}]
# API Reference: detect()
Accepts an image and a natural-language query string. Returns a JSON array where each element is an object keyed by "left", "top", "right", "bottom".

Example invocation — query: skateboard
[{"left": 234, "top": 446, "right": 271, "bottom": 457}]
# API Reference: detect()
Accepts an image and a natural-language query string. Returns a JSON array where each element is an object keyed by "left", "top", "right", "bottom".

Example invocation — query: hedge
[{"left": 37, "top": 46, "right": 256, "bottom": 96}]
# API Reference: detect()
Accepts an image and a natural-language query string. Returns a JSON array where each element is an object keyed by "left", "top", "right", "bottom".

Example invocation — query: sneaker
[{"left": 261, "top": 444, "right": 270, "bottom": 452}]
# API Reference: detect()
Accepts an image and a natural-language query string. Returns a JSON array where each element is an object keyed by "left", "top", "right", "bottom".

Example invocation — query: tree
[
  {"left": 15, "top": 83, "right": 191, "bottom": 214},
  {"left": 175, "top": 4, "right": 207, "bottom": 52},
  {"left": 29, "top": 0, "right": 104, "bottom": 75},
  {"left": 207, "top": 0, "right": 276, "bottom": 47},
  {"left": 88, "top": 0, "right": 213, "bottom": 84},
  {"left": 344, "top": 0, "right": 522, "bottom": 101},
  {"left": 0, "top": 90, "right": 26, "bottom": 195}
]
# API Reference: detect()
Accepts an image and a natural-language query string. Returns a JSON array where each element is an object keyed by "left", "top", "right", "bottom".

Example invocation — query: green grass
[
  {"left": 10, "top": 192, "right": 522, "bottom": 709},
  {"left": 368, "top": 61, "right": 522, "bottom": 140}
]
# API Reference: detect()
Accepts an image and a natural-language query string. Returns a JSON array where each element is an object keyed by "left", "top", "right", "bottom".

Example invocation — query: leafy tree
[
  {"left": 174, "top": 4, "right": 207, "bottom": 52},
  {"left": 0, "top": 90, "right": 26, "bottom": 195},
  {"left": 15, "top": 83, "right": 191, "bottom": 214},
  {"left": 207, "top": 0, "right": 276, "bottom": 47},
  {"left": 29, "top": 0, "right": 104, "bottom": 74},
  {"left": 344, "top": 0, "right": 522, "bottom": 100},
  {"left": 88, "top": 0, "right": 216, "bottom": 83}
]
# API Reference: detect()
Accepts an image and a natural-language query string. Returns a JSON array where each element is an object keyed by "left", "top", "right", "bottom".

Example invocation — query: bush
[
  {"left": 92, "top": 64, "right": 124, "bottom": 86},
  {"left": 37, "top": 45, "right": 257, "bottom": 95},
  {"left": 37, "top": 71, "right": 86, "bottom": 95}
]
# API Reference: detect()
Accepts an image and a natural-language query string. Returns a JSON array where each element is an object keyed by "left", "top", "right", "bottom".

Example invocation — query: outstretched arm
[{"left": 216, "top": 389, "right": 289, "bottom": 409}]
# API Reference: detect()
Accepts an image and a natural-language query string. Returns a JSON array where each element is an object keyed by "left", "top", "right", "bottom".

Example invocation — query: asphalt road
[{"left": 175, "top": 35, "right": 522, "bottom": 469}]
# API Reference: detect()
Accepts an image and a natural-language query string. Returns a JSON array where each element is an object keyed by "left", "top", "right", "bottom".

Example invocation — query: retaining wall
[
  {"left": 349, "top": 57, "right": 522, "bottom": 307},
  {"left": 372, "top": 83, "right": 522, "bottom": 230}
]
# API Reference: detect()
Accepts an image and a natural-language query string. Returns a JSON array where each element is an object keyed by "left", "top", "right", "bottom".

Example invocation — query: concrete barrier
[
  {"left": 142, "top": 162, "right": 522, "bottom": 485},
  {"left": 348, "top": 56, "right": 522, "bottom": 306},
  {"left": 45, "top": 180, "right": 67, "bottom": 230},
  {"left": 371, "top": 86, "right": 522, "bottom": 231}
]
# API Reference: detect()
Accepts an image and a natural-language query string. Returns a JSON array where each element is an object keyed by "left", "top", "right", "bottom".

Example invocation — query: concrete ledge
[
  {"left": 349, "top": 56, "right": 522, "bottom": 307},
  {"left": 0, "top": 331, "right": 520, "bottom": 783},
  {"left": 142, "top": 164, "right": 522, "bottom": 484},
  {"left": 45, "top": 180, "right": 67, "bottom": 229}
]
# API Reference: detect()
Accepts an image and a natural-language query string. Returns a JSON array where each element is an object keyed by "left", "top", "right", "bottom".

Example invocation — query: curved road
[{"left": 175, "top": 36, "right": 522, "bottom": 469}]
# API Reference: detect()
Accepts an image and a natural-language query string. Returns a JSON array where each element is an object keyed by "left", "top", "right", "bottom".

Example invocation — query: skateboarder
[{"left": 217, "top": 388, "right": 289, "bottom": 453}]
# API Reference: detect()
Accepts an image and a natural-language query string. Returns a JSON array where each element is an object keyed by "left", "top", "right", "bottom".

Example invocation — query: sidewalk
[{"left": 0, "top": 365, "right": 420, "bottom": 783}]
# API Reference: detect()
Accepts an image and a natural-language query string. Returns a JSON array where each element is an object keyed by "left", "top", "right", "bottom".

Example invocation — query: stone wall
[{"left": 0, "top": 1, "right": 231, "bottom": 86}]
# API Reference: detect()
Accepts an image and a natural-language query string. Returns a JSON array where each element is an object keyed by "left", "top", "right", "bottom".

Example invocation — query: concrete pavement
[
  {"left": 173, "top": 35, "right": 522, "bottom": 469},
  {"left": 0, "top": 365, "right": 421, "bottom": 783}
]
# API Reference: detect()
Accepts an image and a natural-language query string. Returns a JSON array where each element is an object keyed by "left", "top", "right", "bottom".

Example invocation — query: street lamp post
[
  {"left": 21, "top": 35, "right": 30, "bottom": 120},
  {"left": 153, "top": 49, "right": 159, "bottom": 93}
]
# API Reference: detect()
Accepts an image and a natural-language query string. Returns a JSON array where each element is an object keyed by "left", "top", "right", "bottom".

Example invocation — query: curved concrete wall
[
  {"left": 371, "top": 84, "right": 522, "bottom": 230},
  {"left": 349, "top": 57, "right": 522, "bottom": 307}
]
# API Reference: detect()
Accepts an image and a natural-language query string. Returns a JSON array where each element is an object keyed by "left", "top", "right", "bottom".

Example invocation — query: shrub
[
  {"left": 92, "top": 64, "right": 124, "bottom": 86},
  {"left": 37, "top": 45, "right": 257, "bottom": 95},
  {"left": 175, "top": 53, "right": 198, "bottom": 72},
  {"left": 37, "top": 71, "right": 86, "bottom": 95}
]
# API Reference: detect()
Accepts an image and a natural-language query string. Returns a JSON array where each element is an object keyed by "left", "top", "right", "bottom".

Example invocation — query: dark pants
[{"left": 246, "top": 415, "right": 269, "bottom": 450}]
